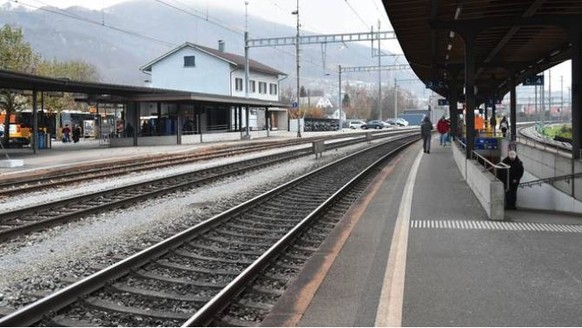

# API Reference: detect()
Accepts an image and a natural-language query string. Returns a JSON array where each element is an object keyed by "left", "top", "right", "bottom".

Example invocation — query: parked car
[
  {"left": 361, "top": 120, "right": 384, "bottom": 129},
  {"left": 383, "top": 119, "right": 398, "bottom": 128},
  {"left": 395, "top": 118, "right": 409, "bottom": 126},
  {"left": 348, "top": 120, "right": 366, "bottom": 129},
  {"left": 386, "top": 118, "right": 409, "bottom": 127}
]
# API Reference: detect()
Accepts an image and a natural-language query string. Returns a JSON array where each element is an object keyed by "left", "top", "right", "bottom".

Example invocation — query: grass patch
[{"left": 542, "top": 124, "right": 572, "bottom": 139}]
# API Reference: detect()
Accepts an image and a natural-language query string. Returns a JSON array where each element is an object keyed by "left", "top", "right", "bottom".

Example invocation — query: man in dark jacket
[
  {"left": 420, "top": 116, "right": 433, "bottom": 153},
  {"left": 500, "top": 150, "right": 524, "bottom": 209}
]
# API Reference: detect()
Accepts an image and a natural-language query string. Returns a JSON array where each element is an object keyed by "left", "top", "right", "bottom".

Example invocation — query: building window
[
  {"left": 259, "top": 81, "right": 267, "bottom": 94},
  {"left": 250, "top": 80, "right": 256, "bottom": 93},
  {"left": 235, "top": 78, "right": 243, "bottom": 91},
  {"left": 269, "top": 83, "right": 278, "bottom": 95},
  {"left": 184, "top": 56, "right": 195, "bottom": 67}
]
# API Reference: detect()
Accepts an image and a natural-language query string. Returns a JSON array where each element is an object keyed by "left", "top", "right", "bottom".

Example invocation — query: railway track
[
  {"left": 0, "top": 131, "right": 414, "bottom": 241},
  {"left": 0, "top": 131, "right": 392, "bottom": 196},
  {"left": 0, "top": 134, "right": 420, "bottom": 327},
  {"left": 0, "top": 138, "right": 306, "bottom": 196}
]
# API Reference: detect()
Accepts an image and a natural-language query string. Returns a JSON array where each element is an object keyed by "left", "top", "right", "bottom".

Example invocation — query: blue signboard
[
  {"left": 426, "top": 80, "right": 446, "bottom": 89},
  {"left": 438, "top": 99, "right": 449, "bottom": 106},
  {"left": 523, "top": 75, "right": 544, "bottom": 86}
]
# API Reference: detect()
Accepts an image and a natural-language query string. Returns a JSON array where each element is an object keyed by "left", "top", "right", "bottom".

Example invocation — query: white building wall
[
  {"left": 231, "top": 70, "right": 280, "bottom": 101},
  {"left": 150, "top": 47, "right": 231, "bottom": 95}
]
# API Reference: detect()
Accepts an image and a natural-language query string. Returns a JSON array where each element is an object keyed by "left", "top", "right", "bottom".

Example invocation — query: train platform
[
  {"left": 262, "top": 137, "right": 582, "bottom": 327},
  {"left": 0, "top": 130, "right": 340, "bottom": 179},
  {"left": 0, "top": 128, "right": 416, "bottom": 179}
]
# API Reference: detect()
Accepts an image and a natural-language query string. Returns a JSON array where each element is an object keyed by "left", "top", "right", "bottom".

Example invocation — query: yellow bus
[{"left": 0, "top": 113, "right": 31, "bottom": 147}]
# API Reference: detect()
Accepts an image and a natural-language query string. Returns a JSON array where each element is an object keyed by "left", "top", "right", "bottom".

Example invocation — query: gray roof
[{"left": 140, "top": 42, "right": 286, "bottom": 77}]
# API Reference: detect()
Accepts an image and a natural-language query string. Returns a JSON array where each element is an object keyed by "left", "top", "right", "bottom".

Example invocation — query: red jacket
[{"left": 436, "top": 119, "right": 449, "bottom": 134}]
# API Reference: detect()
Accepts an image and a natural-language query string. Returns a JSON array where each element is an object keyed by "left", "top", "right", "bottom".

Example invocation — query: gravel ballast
[{"left": 0, "top": 140, "right": 379, "bottom": 312}]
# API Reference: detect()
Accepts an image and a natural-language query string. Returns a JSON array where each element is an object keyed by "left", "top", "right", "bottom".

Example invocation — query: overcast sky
[
  {"left": 0, "top": 0, "right": 572, "bottom": 90},
  {"left": 1, "top": 0, "right": 399, "bottom": 51}
]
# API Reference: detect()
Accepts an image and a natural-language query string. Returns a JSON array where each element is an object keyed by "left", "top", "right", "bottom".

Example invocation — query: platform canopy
[
  {"left": 0, "top": 69, "right": 289, "bottom": 108},
  {"left": 383, "top": 0, "right": 582, "bottom": 103}
]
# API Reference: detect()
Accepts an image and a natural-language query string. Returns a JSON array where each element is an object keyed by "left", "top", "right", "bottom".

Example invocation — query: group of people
[
  {"left": 420, "top": 115, "right": 450, "bottom": 154},
  {"left": 62, "top": 124, "right": 82, "bottom": 143},
  {"left": 419, "top": 114, "right": 524, "bottom": 210}
]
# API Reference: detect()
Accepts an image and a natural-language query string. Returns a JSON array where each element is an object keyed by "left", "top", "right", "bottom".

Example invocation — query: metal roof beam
[
  {"left": 430, "top": 15, "right": 572, "bottom": 35},
  {"left": 479, "top": 0, "right": 546, "bottom": 76}
]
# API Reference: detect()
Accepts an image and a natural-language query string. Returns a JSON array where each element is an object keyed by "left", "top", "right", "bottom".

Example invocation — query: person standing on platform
[
  {"left": 499, "top": 150, "right": 524, "bottom": 210},
  {"left": 125, "top": 123, "right": 134, "bottom": 138},
  {"left": 420, "top": 115, "right": 433, "bottom": 154},
  {"left": 72, "top": 124, "right": 81, "bottom": 143},
  {"left": 62, "top": 124, "right": 71, "bottom": 143},
  {"left": 500, "top": 116, "right": 509, "bottom": 138},
  {"left": 490, "top": 115, "right": 497, "bottom": 135},
  {"left": 436, "top": 115, "right": 450, "bottom": 146}
]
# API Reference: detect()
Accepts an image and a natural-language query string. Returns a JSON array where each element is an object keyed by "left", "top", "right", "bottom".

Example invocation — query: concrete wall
[
  {"left": 453, "top": 142, "right": 467, "bottom": 180},
  {"left": 500, "top": 139, "right": 582, "bottom": 214},
  {"left": 455, "top": 138, "right": 582, "bottom": 216},
  {"left": 452, "top": 142, "right": 504, "bottom": 220},
  {"left": 137, "top": 136, "right": 177, "bottom": 146}
]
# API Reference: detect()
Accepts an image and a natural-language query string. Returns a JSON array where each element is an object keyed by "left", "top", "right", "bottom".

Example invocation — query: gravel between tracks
[{"left": 0, "top": 140, "right": 377, "bottom": 312}]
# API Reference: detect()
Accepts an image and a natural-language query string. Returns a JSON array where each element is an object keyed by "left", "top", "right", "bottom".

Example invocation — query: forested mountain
[{"left": 0, "top": 0, "right": 388, "bottom": 89}]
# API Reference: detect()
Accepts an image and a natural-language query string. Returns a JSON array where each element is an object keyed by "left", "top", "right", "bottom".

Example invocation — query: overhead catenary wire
[
  {"left": 8, "top": 0, "right": 392, "bottom": 81},
  {"left": 153, "top": 0, "right": 333, "bottom": 73}
]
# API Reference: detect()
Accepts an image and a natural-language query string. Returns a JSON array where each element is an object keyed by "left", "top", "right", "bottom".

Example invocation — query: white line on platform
[{"left": 374, "top": 149, "right": 423, "bottom": 327}]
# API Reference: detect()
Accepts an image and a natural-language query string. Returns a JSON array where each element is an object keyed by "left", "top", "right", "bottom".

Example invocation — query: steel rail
[
  {"left": 0, "top": 149, "right": 310, "bottom": 241},
  {"left": 182, "top": 136, "right": 419, "bottom": 327},
  {"left": 0, "top": 131, "right": 414, "bottom": 241},
  {"left": 0, "top": 134, "right": 419, "bottom": 327},
  {"left": 0, "top": 130, "right": 397, "bottom": 195}
]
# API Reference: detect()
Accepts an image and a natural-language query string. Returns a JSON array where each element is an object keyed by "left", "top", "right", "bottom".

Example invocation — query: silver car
[{"left": 348, "top": 120, "right": 366, "bottom": 129}]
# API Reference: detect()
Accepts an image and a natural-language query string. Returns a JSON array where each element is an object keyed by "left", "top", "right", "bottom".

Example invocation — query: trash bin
[
  {"left": 36, "top": 133, "right": 51, "bottom": 149},
  {"left": 37, "top": 132, "right": 45, "bottom": 149}
]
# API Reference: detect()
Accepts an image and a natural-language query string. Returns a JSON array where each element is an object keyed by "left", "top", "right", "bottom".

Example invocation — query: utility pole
[
  {"left": 541, "top": 72, "right": 545, "bottom": 126},
  {"left": 377, "top": 20, "right": 382, "bottom": 121},
  {"left": 243, "top": 22, "right": 397, "bottom": 136},
  {"left": 338, "top": 65, "right": 342, "bottom": 130},
  {"left": 548, "top": 68, "right": 551, "bottom": 124},
  {"left": 338, "top": 64, "right": 410, "bottom": 127},
  {"left": 394, "top": 78, "right": 397, "bottom": 119},
  {"left": 293, "top": 0, "right": 301, "bottom": 137},
  {"left": 561, "top": 75, "right": 563, "bottom": 122},
  {"left": 535, "top": 82, "right": 538, "bottom": 123},
  {"left": 243, "top": 1, "right": 250, "bottom": 139}
]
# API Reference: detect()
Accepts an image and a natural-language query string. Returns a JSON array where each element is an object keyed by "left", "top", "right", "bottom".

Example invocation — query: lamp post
[
  {"left": 394, "top": 78, "right": 397, "bottom": 119},
  {"left": 292, "top": 0, "right": 301, "bottom": 138}
]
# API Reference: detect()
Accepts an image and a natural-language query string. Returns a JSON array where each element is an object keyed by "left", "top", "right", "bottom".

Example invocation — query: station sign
[
  {"left": 437, "top": 99, "right": 449, "bottom": 106},
  {"left": 426, "top": 80, "right": 446, "bottom": 89},
  {"left": 523, "top": 75, "right": 544, "bottom": 86},
  {"left": 486, "top": 98, "right": 501, "bottom": 106}
]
